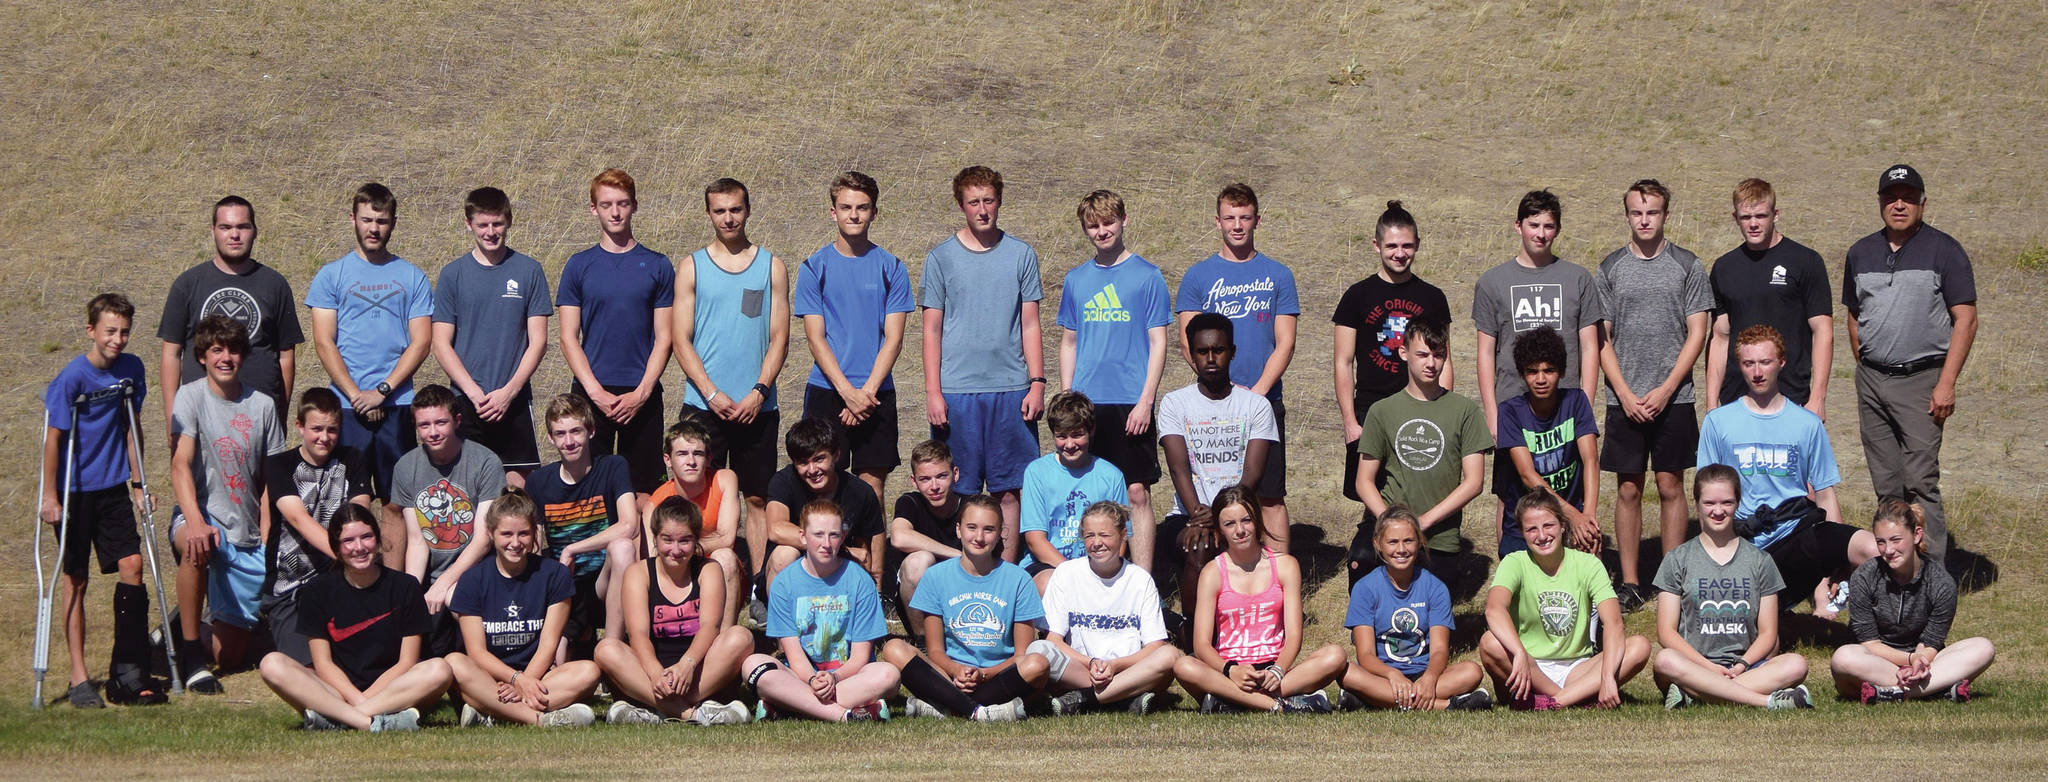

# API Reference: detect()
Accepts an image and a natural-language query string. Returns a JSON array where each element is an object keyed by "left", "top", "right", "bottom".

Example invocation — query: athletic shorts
[
  {"left": 1257, "top": 398, "right": 1288, "bottom": 498},
  {"left": 1343, "top": 392, "right": 1395, "bottom": 503},
  {"left": 571, "top": 382, "right": 667, "bottom": 493},
  {"left": 342, "top": 405, "right": 416, "bottom": 502},
  {"left": 456, "top": 392, "right": 541, "bottom": 470},
  {"left": 1599, "top": 402, "right": 1697, "bottom": 474},
  {"left": 207, "top": 539, "right": 266, "bottom": 630},
  {"left": 55, "top": 486, "right": 141, "bottom": 578},
  {"left": 932, "top": 389, "right": 1039, "bottom": 494},
  {"left": 1536, "top": 656, "right": 1592, "bottom": 689},
  {"left": 564, "top": 571, "right": 605, "bottom": 646},
  {"left": 1089, "top": 403, "right": 1161, "bottom": 486},
  {"left": 424, "top": 609, "right": 462, "bottom": 659},
  {"left": 264, "top": 589, "right": 313, "bottom": 665},
  {"left": 1765, "top": 519, "right": 1863, "bottom": 608},
  {"left": 805, "top": 385, "right": 902, "bottom": 474},
  {"left": 677, "top": 403, "right": 781, "bottom": 497}
]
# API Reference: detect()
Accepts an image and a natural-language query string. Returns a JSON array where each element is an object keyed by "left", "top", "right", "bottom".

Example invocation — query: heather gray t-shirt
[
  {"left": 1651, "top": 536, "right": 1785, "bottom": 667},
  {"left": 918, "top": 232, "right": 1044, "bottom": 394},
  {"left": 1595, "top": 242, "right": 1713, "bottom": 405},
  {"left": 171, "top": 380, "right": 285, "bottom": 547},
  {"left": 392, "top": 440, "right": 505, "bottom": 584},
  {"left": 1472, "top": 258, "right": 1604, "bottom": 400}
]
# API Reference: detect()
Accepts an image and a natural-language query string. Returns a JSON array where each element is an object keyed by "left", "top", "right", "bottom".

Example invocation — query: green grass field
[{"left": 3, "top": 0, "right": 2046, "bottom": 778}]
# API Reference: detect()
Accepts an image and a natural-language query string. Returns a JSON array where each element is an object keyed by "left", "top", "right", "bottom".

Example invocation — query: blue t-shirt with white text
[
  {"left": 451, "top": 557, "right": 576, "bottom": 669},
  {"left": 908, "top": 558, "right": 1045, "bottom": 668},
  {"left": 1696, "top": 400, "right": 1841, "bottom": 549},
  {"left": 1174, "top": 253, "right": 1300, "bottom": 396},
  {"left": 1057, "top": 254, "right": 1173, "bottom": 405},
  {"left": 1019, "top": 454, "right": 1129, "bottom": 567}
]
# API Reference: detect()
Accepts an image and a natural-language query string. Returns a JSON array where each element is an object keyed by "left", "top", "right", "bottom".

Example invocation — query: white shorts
[{"left": 1536, "top": 656, "right": 1592, "bottom": 689}]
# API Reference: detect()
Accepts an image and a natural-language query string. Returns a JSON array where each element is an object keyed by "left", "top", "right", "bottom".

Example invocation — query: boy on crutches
[{"left": 38, "top": 294, "right": 167, "bottom": 707}]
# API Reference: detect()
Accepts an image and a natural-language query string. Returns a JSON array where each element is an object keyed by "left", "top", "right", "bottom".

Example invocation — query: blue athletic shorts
[
  {"left": 208, "top": 539, "right": 267, "bottom": 630},
  {"left": 932, "top": 389, "right": 1040, "bottom": 494}
]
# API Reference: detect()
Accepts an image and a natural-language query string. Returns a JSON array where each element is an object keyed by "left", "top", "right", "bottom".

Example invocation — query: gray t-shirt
[
  {"left": 1651, "top": 536, "right": 1785, "bottom": 667},
  {"left": 1595, "top": 242, "right": 1712, "bottom": 405},
  {"left": 432, "top": 250, "right": 552, "bottom": 394},
  {"left": 1472, "top": 258, "right": 1603, "bottom": 401},
  {"left": 918, "top": 232, "right": 1044, "bottom": 394},
  {"left": 392, "top": 440, "right": 505, "bottom": 584},
  {"left": 171, "top": 379, "right": 285, "bottom": 547}
]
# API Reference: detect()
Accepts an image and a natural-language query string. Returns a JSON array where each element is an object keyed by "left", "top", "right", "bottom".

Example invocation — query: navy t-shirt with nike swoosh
[{"left": 297, "top": 565, "right": 431, "bottom": 689}]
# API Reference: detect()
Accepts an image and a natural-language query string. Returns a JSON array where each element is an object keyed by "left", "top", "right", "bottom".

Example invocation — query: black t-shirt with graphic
[
  {"left": 1333, "top": 275, "right": 1453, "bottom": 403},
  {"left": 296, "top": 566, "right": 431, "bottom": 690},
  {"left": 263, "top": 446, "right": 371, "bottom": 601}
]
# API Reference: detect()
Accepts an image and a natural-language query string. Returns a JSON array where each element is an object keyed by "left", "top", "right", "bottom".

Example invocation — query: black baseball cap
[{"left": 1878, "top": 164, "right": 1925, "bottom": 194}]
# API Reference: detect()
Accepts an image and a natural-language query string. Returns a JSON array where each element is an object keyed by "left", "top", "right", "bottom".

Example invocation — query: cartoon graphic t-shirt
[
  {"left": 1019, "top": 454, "right": 1129, "bottom": 566},
  {"left": 392, "top": 440, "right": 505, "bottom": 584}
]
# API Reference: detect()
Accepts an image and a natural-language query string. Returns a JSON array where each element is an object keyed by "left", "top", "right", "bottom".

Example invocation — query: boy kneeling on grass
[
  {"left": 882, "top": 493, "right": 1048, "bottom": 722},
  {"left": 1038, "top": 502, "right": 1182, "bottom": 715},
  {"left": 1481, "top": 493, "right": 1650, "bottom": 710},
  {"left": 743, "top": 499, "right": 900, "bottom": 721}
]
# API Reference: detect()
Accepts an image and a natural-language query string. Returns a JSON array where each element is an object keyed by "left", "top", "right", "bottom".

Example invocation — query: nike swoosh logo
[{"left": 327, "top": 611, "right": 393, "bottom": 643}]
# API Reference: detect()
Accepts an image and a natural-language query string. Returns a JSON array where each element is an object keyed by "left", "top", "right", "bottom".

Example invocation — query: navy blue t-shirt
[
  {"left": 557, "top": 243, "right": 675, "bottom": 387},
  {"left": 451, "top": 557, "right": 576, "bottom": 668}
]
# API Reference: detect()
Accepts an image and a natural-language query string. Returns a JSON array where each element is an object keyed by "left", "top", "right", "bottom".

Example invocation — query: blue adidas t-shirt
[
  {"left": 306, "top": 251, "right": 434, "bottom": 406},
  {"left": 793, "top": 243, "right": 914, "bottom": 390},
  {"left": 1697, "top": 399, "right": 1841, "bottom": 549},
  {"left": 450, "top": 556, "right": 576, "bottom": 669},
  {"left": 766, "top": 558, "right": 888, "bottom": 670},
  {"left": 44, "top": 354, "right": 147, "bottom": 492},
  {"left": 1057, "top": 254, "right": 1173, "bottom": 405},
  {"left": 1174, "top": 252, "right": 1300, "bottom": 396},
  {"left": 1344, "top": 566, "right": 1455, "bottom": 676},
  {"left": 908, "top": 558, "right": 1045, "bottom": 668},
  {"left": 557, "top": 243, "right": 675, "bottom": 388},
  {"left": 1019, "top": 454, "right": 1128, "bottom": 567}
]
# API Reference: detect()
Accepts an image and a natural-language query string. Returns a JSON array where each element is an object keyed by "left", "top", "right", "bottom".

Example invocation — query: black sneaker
[
  {"left": 66, "top": 681, "right": 105, "bottom": 709},
  {"left": 1446, "top": 688, "right": 1494, "bottom": 711},
  {"left": 1615, "top": 583, "right": 1647, "bottom": 613}
]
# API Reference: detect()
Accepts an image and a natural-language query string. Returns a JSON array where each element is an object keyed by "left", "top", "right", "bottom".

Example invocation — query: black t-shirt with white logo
[{"left": 296, "top": 566, "right": 430, "bottom": 689}]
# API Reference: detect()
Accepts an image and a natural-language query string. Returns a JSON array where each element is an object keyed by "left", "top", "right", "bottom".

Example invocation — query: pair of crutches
[{"left": 32, "top": 380, "right": 181, "bottom": 708}]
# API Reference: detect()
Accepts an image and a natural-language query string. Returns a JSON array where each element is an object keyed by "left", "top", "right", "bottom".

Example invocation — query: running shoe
[
  {"left": 843, "top": 700, "right": 888, "bottom": 722},
  {"left": 1336, "top": 690, "right": 1367, "bottom": 712},
  {"left": 303, "top": 709, "right": 345, "bottom": 731},
  {"left": 459, "top": 703, "right": 497, "bottom": 727},
  {"left": 903, "top": 696, "right": 947, "bottom": 719},
  {"left": 538, "top": 703, "right": 597, "bottom": 727},
  {"left": 369, "top": 708, "right": 420, "bottom": 732},
  {"left": 1664, "top": 683, "right": 1696, "bottom": 710},
  {"left": 694, "top": 699, "right": 752, "bottom": 726},
  {"left": 1614, "top": 583, "right": 1647, "bottom": 614},
  {"left": 972, "top": 698, "right": 1027, "bottom": 723},
  {"left": 607, "top": 701, "right": 664, "bottom": 725},
  {"left": 1125, "top": 692, "right": 1157, "bottom": 716},
  {"left": 1859, "top": 682, "right": 1906, "bottom": 705},
  {"left": 1766, "top": 684, "right": 1814, "bottom": 710},
  {"left": 1946, "top": 679, "right": 1972, "bottom": 704},
  {"left": 1447, "top": 688, "right": 1494, "bottom": 711},
  {"left": 1051, "top": 689, "right": 1095, "bottom": 716}
]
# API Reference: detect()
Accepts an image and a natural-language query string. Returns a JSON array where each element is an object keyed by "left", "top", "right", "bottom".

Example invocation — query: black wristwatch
[
  {"left": 1028, "top": 377, "right": 1047, "bottom": 385},
  {"left": 753, "top": 382, "right": 773, "bottom": 398},
  {"left": 374, "top": 381, "right": 393, "bottom": 395},
  {"left": 129, "top": 481, "right": 144, "bottom": 490}
]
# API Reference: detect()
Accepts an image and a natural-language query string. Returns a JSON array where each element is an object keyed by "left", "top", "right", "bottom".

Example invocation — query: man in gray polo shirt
[{"left": 1843, "top": 164, "right": 1977, "bottom": 562}]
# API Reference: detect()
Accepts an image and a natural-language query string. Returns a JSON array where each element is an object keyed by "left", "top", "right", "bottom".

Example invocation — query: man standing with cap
[{"left": 1843, "top": 164, "right": 1976, "bottom": 563}]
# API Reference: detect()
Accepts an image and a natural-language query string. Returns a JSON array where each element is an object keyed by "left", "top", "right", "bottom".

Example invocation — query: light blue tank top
[{"left": 683, "top": 247, "right": 777, "bottom": 411}]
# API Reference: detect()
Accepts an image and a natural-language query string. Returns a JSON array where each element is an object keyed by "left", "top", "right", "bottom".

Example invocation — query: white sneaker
[
  {"left": 369, "top": 708, "right": 420, "bottom": 733},
  {"left": 903, "top": 696, "right": 946, "bottom": 719},
  {"left": 971, "top": 697, "right": 1027, "bottom": 723},
  {"left": 607, "top": 700, "right": 664, "bottom": 725},
  {"left": 538, "top": 703, "right": 596, "bottom": 728},
  {"left": 693, "top": 700, "right": 752, "bottom": 726}
]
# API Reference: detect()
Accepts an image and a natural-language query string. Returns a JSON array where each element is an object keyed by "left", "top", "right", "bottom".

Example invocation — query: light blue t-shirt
[
  {"left": 432, "top": 251, "right": 551, "bottom": 395},
  {"left": 907, "top": 558, "right": 1045, "bottom": 668},
  {"left": 306, "top": 251, "right": 434, "bottom": 406},
  {"left": 44, "top": 354, "right": 146, "bottom": 492},
  {"left": 1056, "top": 254, "right": 1173, "bottom": 405},
  {"left": 1696, "top": 399, "right": 1842, "bottom": 549},
  {"left": 556, "top": 243, "right": 675, "bottom": 388},
  {"left": 766, "top": 558, "right": 888, "bottom": 670},
  {"left": 682, "top": 247, "right": 778, "bottom": 411},
  {"left": 1019, "top": 453, "right": 1128, "bottom": 567},
  {"left": 794, "top": 243, "right": 913, "bottom": 390},
  {"left": 1173, "top": 252, "right": 1300, "bottom": 397},
  {"left": 918, "top": 233, "right": 1044, "bottom": 394},
  {"left": 1344, "top": 566, "right": 1455, "bottom": 676}
]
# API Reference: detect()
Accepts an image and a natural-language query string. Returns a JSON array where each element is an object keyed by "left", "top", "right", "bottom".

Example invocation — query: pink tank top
[{"left": 1213, "top": 548, "right": 1285, "bottom": 664}]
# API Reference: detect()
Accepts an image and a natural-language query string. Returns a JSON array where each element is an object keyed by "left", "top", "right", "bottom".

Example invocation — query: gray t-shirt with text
[
  {"left": 1472, "top": 258, "right": 1603, "bottom": 401},
  {"left": 1651, "top": 536, "right": 1785, "bottom": 667}
]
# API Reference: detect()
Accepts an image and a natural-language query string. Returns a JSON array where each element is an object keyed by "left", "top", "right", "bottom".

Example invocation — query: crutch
[
  {"left": 120, "top": 380, "right": 182, "bottom": 694},
  {"left": 32, "top": 396, "right": 83, "bottom": 709}
]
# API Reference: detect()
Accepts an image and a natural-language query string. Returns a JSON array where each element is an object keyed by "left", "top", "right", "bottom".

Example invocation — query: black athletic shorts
[
  {"left": 676, "top": 404, "right": 781, "bottom": 497},
  {"left": 1599, "top": 402, "right": 1697, "bottom": 474},
  {"left": 570, "top": 383, "right": 667, "bottom": 493},
  {"left": 1088, "top": 403, "right": 1162, "bottom": 486},
  {"left": 424, "top": 609, "right": 463, "bottom": 659},
  {"left": 455, "top": 392, "right": 541, "bottom": 470},
  {"left": 563, "top": 571, "right": 605, "bottom": 646},
  {"left": 1256, "top": 398, "right": 1288, "bottom": 498},
  {"left": 803, "top": 385, "right": 901, "bottom": 474},
  {"left": 1766, "top": 520, "right": 1863, "bottom": 608},
  {"left": 56, "top": 486, "right": 141, "bottom": 578}
]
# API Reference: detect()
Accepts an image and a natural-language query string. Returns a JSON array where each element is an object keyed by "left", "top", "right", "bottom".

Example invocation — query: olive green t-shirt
[{"left": 1358, "top": 388, "right": 1492, "bottom": 552}]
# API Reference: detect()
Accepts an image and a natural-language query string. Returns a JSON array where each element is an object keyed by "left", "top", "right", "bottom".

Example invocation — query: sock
[
  {"left": 971, "top": 666, "right": 1034, "bottom": 707},
  {"left": 899, "top": 657, "right": 979, "bottom": 716},
  {"left": 110, "top": 583, "right": 151, "bottom": 673}
]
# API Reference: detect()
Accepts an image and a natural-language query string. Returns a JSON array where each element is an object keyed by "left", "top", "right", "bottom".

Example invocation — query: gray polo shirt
[{"left": 1842, "top": 224, "right": 1975, "bottom": 366}]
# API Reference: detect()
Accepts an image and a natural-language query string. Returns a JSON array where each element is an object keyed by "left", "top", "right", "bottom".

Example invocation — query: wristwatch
[
  {"left": 753, "top": 382, "right": 774, "bottom": 398},
  {"left": 374, "top": 381, "right": 393, "bottom": 396},
  {"left": 1028, "top": 377, "right": 1047, "bottom": 385}
]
